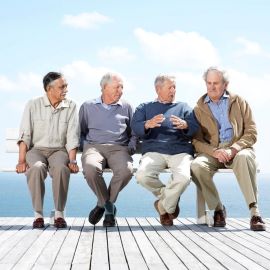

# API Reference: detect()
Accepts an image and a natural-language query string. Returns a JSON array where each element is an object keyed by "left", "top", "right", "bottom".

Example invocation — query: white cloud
[
  {"left": 134, "top": 28, "right": 220, "bottom": 69},
  {"left": 235, "top": 37, "right": 262, "bottom": 55},
  {"left": 0, "top": 72, "right": 41, "bottom": 93},
  {"left": 62, "top": 12, "right": 111, "bottom": 29},
  {"left": 61, "top": 60, "right": 134, "bottom": 104},
  {"left": 227, "top": 68, "right": 270, "bottom": 105},
  {"left": 98, "top": 46, "right": 136, "bottom": 62},
  {"left": 61, "top": 60, "right": 111, "bottom": 84},
  {"left": 0, "top": 75, "right": 17, "bottom": 91}
]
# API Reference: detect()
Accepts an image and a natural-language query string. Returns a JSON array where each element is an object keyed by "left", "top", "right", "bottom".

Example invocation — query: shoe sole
[
  {"left": 213, "top": 223, "right": 226, "bottom": 227},
  {"left": 250, "top": 226, "right": 266, "bottom": 231}
]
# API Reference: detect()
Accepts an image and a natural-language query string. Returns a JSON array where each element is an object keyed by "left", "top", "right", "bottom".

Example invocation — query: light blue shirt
[
  {"left": 204, "top": 93, "right": 233, "bottom": 143},
  {"left": 93, "top": 96, "right": 122, "bottom": 110}
]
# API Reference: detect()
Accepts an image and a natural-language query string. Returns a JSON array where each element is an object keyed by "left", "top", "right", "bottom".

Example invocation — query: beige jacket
[{"left": 193, "top": 90, "right": 257, "bottom": 156}]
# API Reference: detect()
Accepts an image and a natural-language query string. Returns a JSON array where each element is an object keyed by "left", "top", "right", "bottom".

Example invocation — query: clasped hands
[
  {"left": 144, "top": 114, "right": 188, "bottom": 130},
  {"left": 213, "top": 147, "right": 238, "bottom": 163}
]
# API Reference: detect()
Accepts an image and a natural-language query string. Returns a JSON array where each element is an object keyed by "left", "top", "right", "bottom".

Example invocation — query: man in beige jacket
[
  {"left": 16, "top": 72, "right": 80, "bottom": 229},
  {"left": 191, "top": 66, "right": 265, "bottom": 231}
]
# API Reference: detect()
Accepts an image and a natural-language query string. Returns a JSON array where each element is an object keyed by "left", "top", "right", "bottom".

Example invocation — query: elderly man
[
  {"left": 79, "top": 72, "right": 137, "bottom": 227},
  {"left": 191, "top": 66, "right": 265, "bottom": 231},
  {"left": 16, "top": 72, "right": 80, "bottom": 229},
  {"left": 131, "top": 75, "right": 199, "bottom": 226}
]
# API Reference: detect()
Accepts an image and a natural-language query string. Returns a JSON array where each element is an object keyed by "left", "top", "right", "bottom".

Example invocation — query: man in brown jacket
[{"left": 191, "top": 66, "right": 265, "bottom": 231}]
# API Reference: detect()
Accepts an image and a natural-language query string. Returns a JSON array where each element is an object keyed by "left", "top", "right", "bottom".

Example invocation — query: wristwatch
[{"left": 69, "top": 160, "right": 77, "bottom": 164}]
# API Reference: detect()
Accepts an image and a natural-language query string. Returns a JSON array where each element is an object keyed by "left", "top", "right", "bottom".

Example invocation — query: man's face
[
  {"left": 102, "top": 76, "right": 123, "bottom": 104},
  {"left": 205, "top": 71, "right": 227, "bottom": 102},
  {"left": 48, "top": 77, "right": 68, "bottom": 102},
  {"left": 156, "top": 79, "right": 176, "bottom": 103}
]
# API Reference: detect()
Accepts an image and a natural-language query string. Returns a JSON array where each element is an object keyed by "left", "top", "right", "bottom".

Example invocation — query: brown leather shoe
[
  {"left": 154, "top": 200, "right": 173, "bottom": 226},
  {"left": 168, "top": 204, "right": 180, "bottom": 220},
  {"left": 213, "top": 206, "right": 226, "bottom": 227},
  {"left": 54, "top": 217, "right": 67, "bottom": 229},
  {"left": 33, "top": 218, "right": 45, "bottom": 229},
  {"left": 250, "top": 216, "right": 266, "bottom": 231}
]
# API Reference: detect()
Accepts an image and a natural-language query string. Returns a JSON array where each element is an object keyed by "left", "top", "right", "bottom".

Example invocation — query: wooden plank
[
  {"left": 90, "top": 220, "right": 109, "bottom": 270},
  {"left": 126, "top": 217, "right": 167, "bottom": 270},
  {"left": 0, "top": 217, "right": 24, "bottom": 237},
  {"left": 31, "top": 217, "right": 75, "bottom": 270},
  {"left": 52, "top": 218, "right": 85, "bottom": 269},
  {"left": 146, "top": 217, "right": 210, "bottom": 270},
  {"left": 186, "top": 218, "right": 268, "bottom": 269},
  {"left": 12, "top": 220, "right": 57, "bottom": 270},
  {"left": 117, "top": 217, "right": 148, "bottom": 270},
  {"left": 229, "top": 218, "right": 270, "bottom": 246},
  {"left": 106, "top": 219, "right": 128, "bottom": 270},
  {"left": 154, "top": 217, "right": 225, "bottom": 270},
  {"left": 0, "top": 218, "right": 33, "bottom": 262},
  {"left": 0, "top": 264, "right": 13, "bottom": 270},
  {"left": 0, "top": 224, "right": 49, "bottom": 267},
  {"left": 137, "top": 217, "right": 187, "bottom": 269},
  {"left": 183, "top": 218, "right": 262, "bottom": 270},
  {"left": 72, "top": 219, "right": 94, "bottom": 270}
]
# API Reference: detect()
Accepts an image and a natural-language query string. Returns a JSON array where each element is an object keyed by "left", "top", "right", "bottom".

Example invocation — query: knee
[
  {"left": 83, "top": 164, "right": 102, "bottom": 181},
  {"left": 236, "top": 150, "right": 255, "bottom": 163},
  {"left": 191, "top": 159, "right": 204, "bottom": 174},
  {"left": 29, "top": 161, "right": 47, "bottom": 174},
  {"left": 53, "top": 164, "right": 70, "bottom": 175},
  {"left": 114, "top": 165, "right": 133, "bottom": 182},
  {"left": 136, "top": 169, "right": 150, "bottom": 186}
]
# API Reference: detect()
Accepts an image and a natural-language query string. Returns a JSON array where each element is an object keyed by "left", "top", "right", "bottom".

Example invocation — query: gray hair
[
  {"left": 100, "top": 72, "right": 121, "bottom": 89},
  {"left": 154, "top": 74, "right": 176, "bottom": 89},
  {"left": 203, "top": 66, "right": 229, "bottom": 84}
]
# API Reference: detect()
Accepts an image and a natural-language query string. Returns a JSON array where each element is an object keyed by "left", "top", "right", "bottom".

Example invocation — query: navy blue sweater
[{"left": 131, "top": 101, "right": 199, "bottom": 155}]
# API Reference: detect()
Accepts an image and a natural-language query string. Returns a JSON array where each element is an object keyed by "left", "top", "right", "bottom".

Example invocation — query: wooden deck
[{"left": 0, "top": 217, "right": 270, "bottom": 270}]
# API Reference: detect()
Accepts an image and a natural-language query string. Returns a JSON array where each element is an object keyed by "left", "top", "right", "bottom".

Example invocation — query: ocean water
[{"left": 0, "top": 172, "right": 269, "bottom": 218}]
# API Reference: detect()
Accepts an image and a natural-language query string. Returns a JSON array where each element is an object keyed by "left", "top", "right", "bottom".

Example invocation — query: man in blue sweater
[
  {"left": 79, "top": 73, "right": 137, "bottom": 227},
  {"left": 131, "top": 75, "right": 198, "bottom": 226}
]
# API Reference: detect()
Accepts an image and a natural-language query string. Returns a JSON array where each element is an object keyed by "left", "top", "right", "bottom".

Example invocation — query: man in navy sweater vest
[{"left": 131, "top": 75, "right": 198, "bottom": 226}]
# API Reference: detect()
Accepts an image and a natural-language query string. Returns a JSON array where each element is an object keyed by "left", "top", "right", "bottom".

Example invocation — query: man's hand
[
  {"left": 213, "top": 147, "right": 238, "bottom": 163},
  {"left": 145, "top": 114, "right": 165, "bottom": 129},
  {"left": 16, "top": 161, "right": 28, "bottom": 173},
  {"left": 68, "top": 162, "right": 79, "bottom": 173},
  {"left": 170, "top": 115, "right": 188, "bottom": 129}
]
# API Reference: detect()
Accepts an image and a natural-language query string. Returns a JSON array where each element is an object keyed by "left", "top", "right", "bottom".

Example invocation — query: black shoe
[
  {"left": 103, "top": 206, "right": 117, "bottom": 227},
  {"left": 88, "top": 205, "right": 105, "bottom": 225}
]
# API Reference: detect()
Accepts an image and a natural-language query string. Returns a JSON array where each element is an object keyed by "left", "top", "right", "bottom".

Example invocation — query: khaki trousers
[
  {"left": 25, "top": 147, "right": 70, "bottom": 213},
  {"left": 136, "top": 152, "right": 193, "bottom": 214},
  {"left": 191, "top": 148, "right": 258, "bottom": 210},
  {"left": 81, "top": 144, "right": 133, "bottom": 207}
]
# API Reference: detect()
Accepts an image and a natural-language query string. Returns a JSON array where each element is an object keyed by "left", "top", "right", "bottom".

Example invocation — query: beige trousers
[
  {"left": 191, "top": 148, "right": 258, "bottom": 210},
  {"left": 25, "top": 147, "right": 70, "bottom": 214},
  {"left": 136, "top": 152, "right": 193, "bottom": 214},
  {"left": 81, "top": 144, "right": 133, "bottom": 207}
]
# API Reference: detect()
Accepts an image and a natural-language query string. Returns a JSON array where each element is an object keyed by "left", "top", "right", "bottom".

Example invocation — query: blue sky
[{"left": 1, "top": 0, "right": 270, "bottom": 172}]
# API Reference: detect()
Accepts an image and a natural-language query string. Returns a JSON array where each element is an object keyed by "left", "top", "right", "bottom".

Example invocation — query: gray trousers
[
  {"left": 81, "top": 144, "right": 133, "bottom": 207},
  {"left": 191, "top": 148, "right": 258, "bottom": 210},
  {"left": 25, "top": 147, "right": 70, "bottom": 213}
]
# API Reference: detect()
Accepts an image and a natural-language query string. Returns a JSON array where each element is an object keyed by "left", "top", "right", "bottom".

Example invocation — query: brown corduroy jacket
[{"left": 192, "top": 90, "right": 257, "bottom": 156}]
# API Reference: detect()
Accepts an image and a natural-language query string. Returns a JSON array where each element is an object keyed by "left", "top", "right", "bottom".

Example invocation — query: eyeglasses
[{"left": 58, "top": 84, "right": 68, "bottom": 90}]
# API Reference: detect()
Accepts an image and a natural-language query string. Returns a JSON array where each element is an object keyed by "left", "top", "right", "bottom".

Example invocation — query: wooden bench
[{"left": 3, "top": 128, "right": 256, "bottom": 225}]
